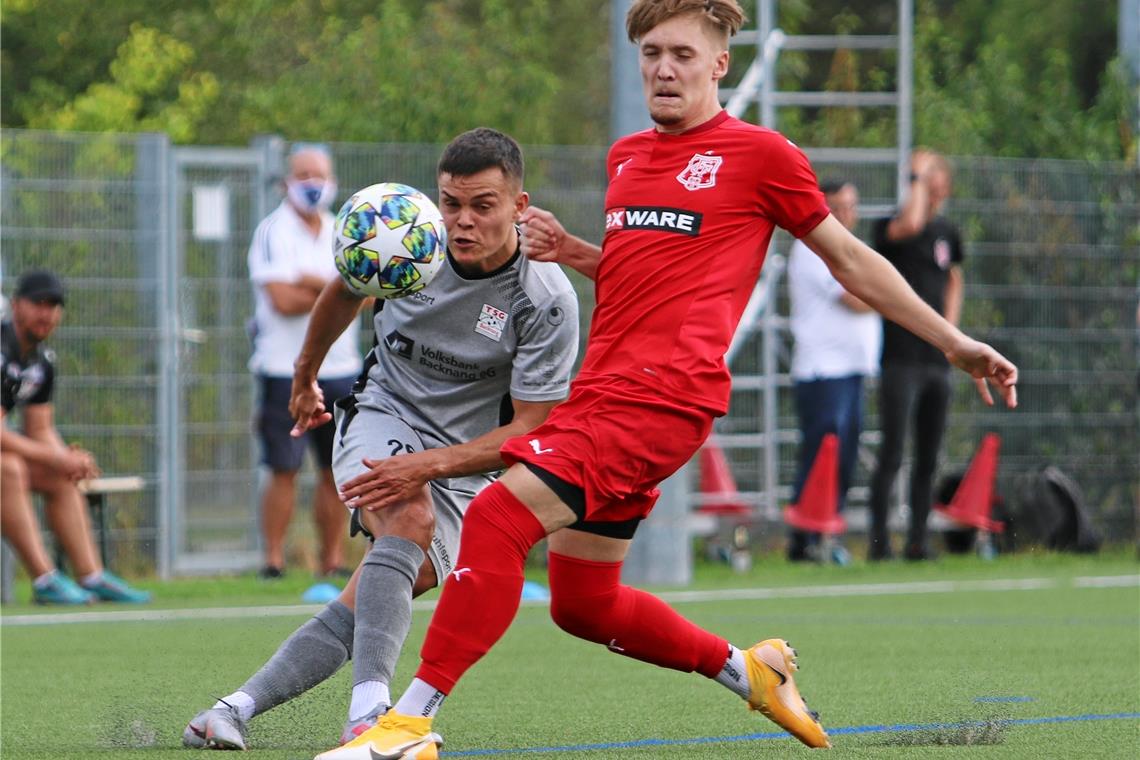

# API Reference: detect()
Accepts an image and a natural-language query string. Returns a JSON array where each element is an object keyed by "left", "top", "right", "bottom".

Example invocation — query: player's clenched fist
[{"left": 519, "top": 206, "right": 567, "bottom": 263}]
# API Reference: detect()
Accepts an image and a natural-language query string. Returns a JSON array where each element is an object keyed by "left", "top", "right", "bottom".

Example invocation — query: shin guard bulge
[
  {"left": 548, "top": 551, "right": 728, "bottom": 677},
  {"left": 415, "top": 481, "right": 547, "bottom": 692}
]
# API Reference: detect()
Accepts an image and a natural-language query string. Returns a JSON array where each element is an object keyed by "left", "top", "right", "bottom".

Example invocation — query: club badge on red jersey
[{"left": 676, "top": 152, "right": 723, "bottom": 191}]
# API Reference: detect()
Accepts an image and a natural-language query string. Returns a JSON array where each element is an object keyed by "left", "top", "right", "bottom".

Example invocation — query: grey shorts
[{"left": 332, "top": 398, "right": 491, "bottom": 582}]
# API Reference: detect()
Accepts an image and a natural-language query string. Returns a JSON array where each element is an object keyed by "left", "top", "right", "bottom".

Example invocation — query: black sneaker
[
  {"left": 320, "top": 567, "right": 353, "bottom": 580},
  {"left": 867, "top": 545, "right": 895, "bottom": 562},
  {"left": 867, "top": 537, "right": 894, "bottom": 561},
  {"left": 903, "top": 544, "right": 937, "bottom": 561},
  {"left": 258, "top": 565, "right": 285, "bottom": 579}
]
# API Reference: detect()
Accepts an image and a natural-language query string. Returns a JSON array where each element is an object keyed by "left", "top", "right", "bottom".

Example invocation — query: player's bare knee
[
  {"left": 0, "top": 451, "right": 30, "bottom": 489},
  {"left": 380, "top": 502, "right": 435, "bottom": 548},
  {"left": 33, "top": 469, "right": 78, "bottom": 499},
  {"left": 360, "top": 502, "right": 435, "bottom": 551},
  {"left": 412, "top": 559, "right": 438, "bottom": 596}
]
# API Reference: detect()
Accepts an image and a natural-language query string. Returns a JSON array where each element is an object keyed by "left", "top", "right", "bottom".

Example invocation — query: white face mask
[{"left": 286, "top": 178, "right": 337, "bottom": 212}]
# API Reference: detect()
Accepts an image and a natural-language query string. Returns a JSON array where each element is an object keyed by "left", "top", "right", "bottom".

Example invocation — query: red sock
[
  {"left": 416, "top": 481, "right": 546, "bottom": 693},
  {"left": 547, "top": 551, "right": 728, "bottom": 677}
]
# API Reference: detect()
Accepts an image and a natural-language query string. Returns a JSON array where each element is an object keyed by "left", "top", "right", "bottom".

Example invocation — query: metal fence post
[
  {"left": 761, "top": 274, "right": 780, "bottom": 521},
  {"left": 620, "top": 463, "right": 693, "bottom": 587},
  {"left": 135, "top": 134, "right": 170, "bottom": 575},
  {"left": 148, "top": 133, "right": 179, "bottom": 580}
]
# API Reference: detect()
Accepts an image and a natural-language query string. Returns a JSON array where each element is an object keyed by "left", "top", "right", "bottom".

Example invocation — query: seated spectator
[{"left": 1, "top": 270, "right": 151, "bottom": 604}]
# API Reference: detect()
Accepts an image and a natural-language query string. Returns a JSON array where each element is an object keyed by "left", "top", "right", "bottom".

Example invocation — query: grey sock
[
  {"left": 351, "top": 535, "right": 425, "bottom": 692},
  {"left": 239, "top": 600, "right": 354, "bottom": 717}
]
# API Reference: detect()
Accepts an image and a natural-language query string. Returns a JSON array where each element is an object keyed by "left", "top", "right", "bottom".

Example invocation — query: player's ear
[
  {"left": 514, "top": 190, "right": 530, "bottom": 220},
  {"left": 712, "top": 50, "right": 730, "bottom": 82}
]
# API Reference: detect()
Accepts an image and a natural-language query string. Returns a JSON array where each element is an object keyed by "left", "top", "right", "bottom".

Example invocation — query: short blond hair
[{"left": 626, "top": 0, "right": 746, "bottom": 45}]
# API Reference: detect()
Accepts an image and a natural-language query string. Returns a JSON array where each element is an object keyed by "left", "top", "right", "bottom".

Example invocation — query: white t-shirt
[
  {"left": 247, "top": 200, "right": 362, "bottom": 379},
  {"left": 787, "top": 238, "right": 881, "bottom": 381}
]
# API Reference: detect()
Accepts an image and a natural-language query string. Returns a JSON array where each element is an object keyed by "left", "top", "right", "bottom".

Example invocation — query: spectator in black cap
[
  {"left": 1, "top": 270, "right": 151, "bottom": 604},
  {"left": 13, "top": 270, "right": 67, "bottom": 305}
]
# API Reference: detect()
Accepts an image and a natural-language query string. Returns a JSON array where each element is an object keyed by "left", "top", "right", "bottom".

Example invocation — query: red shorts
[{"left": 500, "top": 376, "right": 714, "bottom": 524}]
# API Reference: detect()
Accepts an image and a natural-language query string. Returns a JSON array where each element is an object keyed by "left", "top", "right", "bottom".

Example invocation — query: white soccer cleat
[
  {"left": 182, "top": 705, "right": 248, "bottom": 750},
  {"left": 339, "top": 702, "right": 389, "bottom": 746}
]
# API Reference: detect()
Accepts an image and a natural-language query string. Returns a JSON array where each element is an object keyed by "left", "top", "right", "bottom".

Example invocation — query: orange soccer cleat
[
  {"left": 744, "top": 638, "right": 831, "bottom": 749},
  {"left": 314, "top": 710, "right": 442, "bottom": 760}
]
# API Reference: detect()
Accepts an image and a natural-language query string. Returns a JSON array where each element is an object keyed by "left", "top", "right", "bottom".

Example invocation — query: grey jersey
[{"left": 357, "top": 249, "right": 578, "bottom": 449}]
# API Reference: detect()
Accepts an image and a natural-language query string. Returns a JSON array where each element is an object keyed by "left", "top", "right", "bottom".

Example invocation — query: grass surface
[{"left": 1, "top": 551, "right": 1137, "bottom": 758}]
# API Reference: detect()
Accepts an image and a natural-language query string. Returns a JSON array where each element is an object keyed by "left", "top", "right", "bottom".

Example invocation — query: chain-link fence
[{"left": 2, "top": 129, "right": 1136, "bottom": 577}]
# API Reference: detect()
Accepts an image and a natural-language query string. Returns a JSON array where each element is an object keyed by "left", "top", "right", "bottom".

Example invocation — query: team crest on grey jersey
[{"left": 475, "top": 303, "right": 508, "bottom": 342}]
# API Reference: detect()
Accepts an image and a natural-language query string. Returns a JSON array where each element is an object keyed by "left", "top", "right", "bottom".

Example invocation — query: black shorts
[
  {"left": 256, "top": 375, "right": 355, "bottom": 472},
  {"left": 522, "top": 462, "right": 642, "bottom": 540}
]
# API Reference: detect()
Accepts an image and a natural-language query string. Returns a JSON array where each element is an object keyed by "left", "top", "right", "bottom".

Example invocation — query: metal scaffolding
[{"left": 718, "top": 0, "right": 915, "bottom": 522}]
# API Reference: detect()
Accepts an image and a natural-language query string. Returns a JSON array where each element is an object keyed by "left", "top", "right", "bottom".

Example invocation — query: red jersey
[{"left": 577, "top": 110, "right": 829, "bottom": 415}]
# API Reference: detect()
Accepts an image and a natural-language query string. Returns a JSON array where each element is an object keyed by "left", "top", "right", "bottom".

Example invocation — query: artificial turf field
[{"left": 1, "top": 551, "right": 1137, "bottom": 758}]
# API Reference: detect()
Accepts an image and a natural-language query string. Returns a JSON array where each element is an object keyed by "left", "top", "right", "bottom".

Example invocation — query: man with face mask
[{"left": 248, "top": 143, "right": 362, "bottom": 579}]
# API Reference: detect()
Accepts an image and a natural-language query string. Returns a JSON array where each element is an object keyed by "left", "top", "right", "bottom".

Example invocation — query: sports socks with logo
[
  {"left": 349, "top": 535, "right": 425, "bottom": 720},
  {"left": 408, "top": 480, "right": 547, "bottom": 698},
  {"left": 225, "top": 599, "right": 355, "bottom": 719},
  {"left": 394, "top": 677, "right": 447, "bottom": 718},
  {"left": 395, "top": 480, "right": 743, "bottom": 719},
  {"left": 714, "top": 644, "right": 751, "bottom": 700}
]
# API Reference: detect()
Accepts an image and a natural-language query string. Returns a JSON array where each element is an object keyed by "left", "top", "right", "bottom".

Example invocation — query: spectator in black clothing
[
  {"left": 868, "top": 151, "right": 964, "bottom": 561},
  {"left": 1, "top": 270, "right": 151, "bottom": 603}
]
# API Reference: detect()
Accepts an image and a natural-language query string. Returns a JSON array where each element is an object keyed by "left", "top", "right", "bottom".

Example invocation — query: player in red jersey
[{"left": 318, "top": 2, "right": 1017, "bottom": 757}]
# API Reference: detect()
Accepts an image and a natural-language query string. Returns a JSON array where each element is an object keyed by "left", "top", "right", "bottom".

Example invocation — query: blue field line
[{"left": 443, "top": 712, "right": 1140, "bottom": 756}]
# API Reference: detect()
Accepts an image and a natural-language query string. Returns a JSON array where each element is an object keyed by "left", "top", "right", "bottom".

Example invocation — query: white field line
[
  {"left": 1073, "top": 574, "right": 1140, "bottom": 588},
  {"left": 1, "top": 574, "right": 1136, "bottom": 628}
]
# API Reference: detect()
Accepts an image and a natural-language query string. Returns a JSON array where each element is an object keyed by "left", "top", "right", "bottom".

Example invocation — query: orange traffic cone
[
  {"left": 935, "top": 433, "right": 1004, "bottom": 532},
  {"left": 697, "top": 441, "right": 751, "bottom": 516},
  {"left": 784, "top": 433, "right": 845, "bottom": 535}
]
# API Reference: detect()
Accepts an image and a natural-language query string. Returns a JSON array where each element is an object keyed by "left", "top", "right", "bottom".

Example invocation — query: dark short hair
[
  {"left": 437, "top": 128, "right": 524, "bottom": 187},
  {"left": 819, "top": 178, "right": 855, "bottom": 195}
]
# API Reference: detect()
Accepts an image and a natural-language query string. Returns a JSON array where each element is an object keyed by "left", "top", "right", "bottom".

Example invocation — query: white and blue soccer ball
[{"left": 332, "top": 182, "right": 447, "bottom": 299}]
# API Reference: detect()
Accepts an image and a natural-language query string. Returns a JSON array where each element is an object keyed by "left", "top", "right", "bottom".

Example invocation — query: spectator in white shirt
[
  {"left": 786, "top": 179, "right": 880, "bottom": 562},
  {"left": 248, "top": 143, "right": 363, "bottom": 579}
]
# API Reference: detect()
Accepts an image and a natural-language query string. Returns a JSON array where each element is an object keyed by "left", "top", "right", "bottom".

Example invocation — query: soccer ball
[{"left": 332, "top": 183, "right": 447, "bottom": 299}]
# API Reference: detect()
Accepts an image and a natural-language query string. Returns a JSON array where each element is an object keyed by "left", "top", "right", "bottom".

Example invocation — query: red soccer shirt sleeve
[{"left": 755, "top": 136, "right": 829, "bottom": 238}]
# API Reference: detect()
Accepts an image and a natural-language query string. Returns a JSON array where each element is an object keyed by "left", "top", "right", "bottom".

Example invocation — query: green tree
[
  {"left": 26, "top": 23, "right": 219, "bottom": 143},
  {"left": 2, "top": 0, "right": 610, "bottom": 145},
  {"left": 735, "top": 0, "right": 1132, "bottom": 160},
  {"left": 912, "top": 0, "right": 1134, "bottom": 160}
]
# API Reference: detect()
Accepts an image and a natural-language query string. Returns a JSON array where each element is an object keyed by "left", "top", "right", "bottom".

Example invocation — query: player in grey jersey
[{"left": 183, "top": 128, "right": 579, "bottom": 750}]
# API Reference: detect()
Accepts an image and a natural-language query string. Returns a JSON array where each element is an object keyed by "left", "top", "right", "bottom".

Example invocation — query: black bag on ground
[{"left": 1013, "top": 466, "right": 1102, "bottom": 553}]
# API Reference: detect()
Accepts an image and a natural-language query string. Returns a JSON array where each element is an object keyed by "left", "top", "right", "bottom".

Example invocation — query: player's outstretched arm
[
  {"left": 340, "top": 397, "right": 562, "bottom": 511},
  {"left": 289, "top": 278, "right": 365, "bottom": 436},
  {"left": 520, "top": 206, "right": 602, "bottom": 280},
  {"left": 803, "top": 215, "right": 1018, "bottom": 408}
]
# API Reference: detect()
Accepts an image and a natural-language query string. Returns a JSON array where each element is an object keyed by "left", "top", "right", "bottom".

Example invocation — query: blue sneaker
[
  {"left": 33, "top": 572, "right": 95, "bottom": 605},
  {"left": 82, "top": 571, "right": 152, "bottom": 603}
]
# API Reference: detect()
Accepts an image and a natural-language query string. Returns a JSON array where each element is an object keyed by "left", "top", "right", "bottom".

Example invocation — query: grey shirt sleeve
[{"left": 510, "top": 287, "right": 579, "bottom": 402}]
